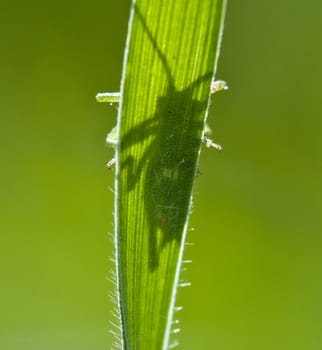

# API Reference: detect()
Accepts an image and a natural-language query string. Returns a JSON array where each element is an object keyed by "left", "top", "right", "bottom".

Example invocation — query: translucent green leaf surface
[{"left": 114, "top": 1, "right": 227, "bottom": 349}]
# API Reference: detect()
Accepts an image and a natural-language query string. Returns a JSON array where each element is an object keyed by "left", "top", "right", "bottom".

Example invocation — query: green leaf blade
[{"left": 114, "top": 1, "right": 227, "bottom": 349}]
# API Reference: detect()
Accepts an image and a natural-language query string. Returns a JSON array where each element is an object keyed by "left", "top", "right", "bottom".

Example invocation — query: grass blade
[{"left": 112, "top": 1, "right": 227, "bottom": 348}]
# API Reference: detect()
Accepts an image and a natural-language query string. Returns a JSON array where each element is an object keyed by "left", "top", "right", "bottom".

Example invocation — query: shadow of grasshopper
[{"left": 97, "top": 4, "right": 227, "bottom": 270}]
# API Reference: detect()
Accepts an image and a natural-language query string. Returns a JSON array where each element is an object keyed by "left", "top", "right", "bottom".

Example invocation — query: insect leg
[
  {"left": 210, "top": 80, "right": 228, "bottom": 94},
  {"left": 107, "top": 157, "right": 116, "bottom": 169},
  {"left": 96, "top": 92, "right": 120, "bottom": 104},
  {"left": 202, "top": 136, "right": 222, "bottom": 151}
]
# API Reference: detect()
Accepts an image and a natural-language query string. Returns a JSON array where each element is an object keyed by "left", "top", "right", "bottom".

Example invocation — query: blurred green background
[{"left": 1, "top": 1, "right": 322, "bottom": 349}]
